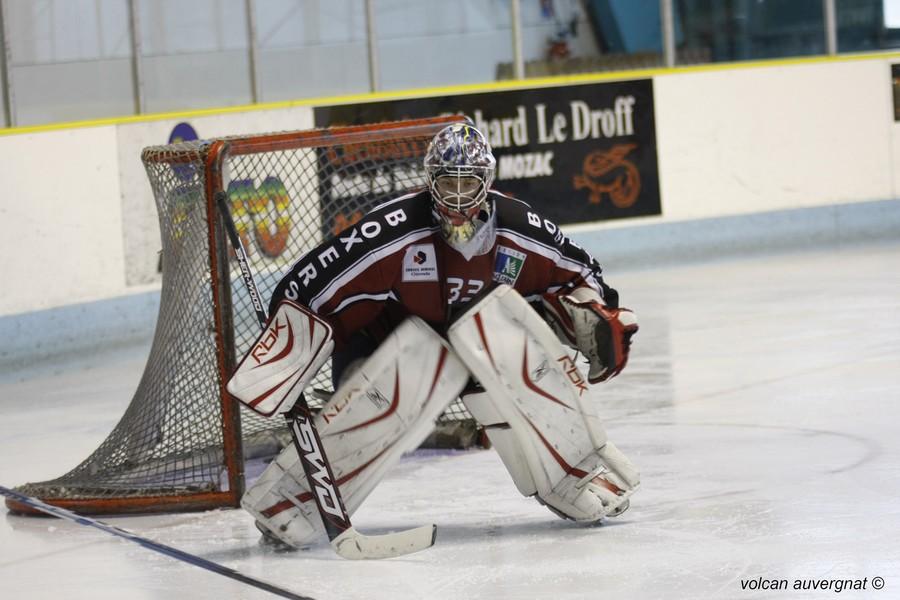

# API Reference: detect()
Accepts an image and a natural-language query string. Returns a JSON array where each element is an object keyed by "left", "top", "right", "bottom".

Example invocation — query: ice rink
[{"left": 2, "top": 240, "right": 899, "bottom": 600}]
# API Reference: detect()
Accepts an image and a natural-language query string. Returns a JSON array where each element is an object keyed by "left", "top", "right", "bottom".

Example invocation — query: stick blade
[{"left": 331, "top": 524, "right": 436, "bottom": 560}]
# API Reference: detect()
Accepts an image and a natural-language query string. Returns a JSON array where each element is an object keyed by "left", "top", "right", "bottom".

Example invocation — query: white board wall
[
  {"left": 653, "top": 58, "right": 897, "bottom": 222},
  {"left": 0, "top": 127, "right": 125, "bottom": 315}
]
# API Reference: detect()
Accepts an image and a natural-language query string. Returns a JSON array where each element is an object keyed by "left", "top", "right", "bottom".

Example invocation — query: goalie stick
[
  {"left": 215, "top": 191, "right": 436, "bottom": 560},
  {"left": 0, "top": 486, "right": 314, "bottom": 600}
]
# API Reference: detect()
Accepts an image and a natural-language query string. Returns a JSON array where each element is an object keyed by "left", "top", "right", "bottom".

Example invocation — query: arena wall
[
  {"left": 1, "top": 53, "right": 898, "bottom": 364},
  {"left": 653, "top": 57, "right": 897, "bottom": 221}
]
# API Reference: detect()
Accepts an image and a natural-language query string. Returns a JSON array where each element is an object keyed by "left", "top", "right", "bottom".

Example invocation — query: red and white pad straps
[{"left": 227, "top": 300, "right": 334, "bottom": 417}]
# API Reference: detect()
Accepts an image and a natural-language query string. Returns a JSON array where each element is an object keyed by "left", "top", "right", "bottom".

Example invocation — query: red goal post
[{"left": 6, "top": 115, "right": 473, "bottom": 516}]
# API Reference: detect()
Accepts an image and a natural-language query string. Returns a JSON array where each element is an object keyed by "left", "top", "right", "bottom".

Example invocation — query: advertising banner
[
  {"left": 314, "top": 79, "right": 661, "bottom": 228},
  {"left": 893, "top": 63, "right": 900, "bottom": 121}
]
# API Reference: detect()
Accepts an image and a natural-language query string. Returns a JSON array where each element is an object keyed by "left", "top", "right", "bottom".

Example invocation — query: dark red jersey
[{"left": 269, "top": 189, "right": 618, "bottom": 347}]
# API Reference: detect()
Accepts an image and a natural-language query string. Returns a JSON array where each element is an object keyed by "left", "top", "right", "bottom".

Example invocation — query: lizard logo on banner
[
  {"left": 493, "top": 246, "right": 526, "bottom": 286},
  {"left": 402, "top": 244, "right": 438, "bottom": 282},
  {"left": 573, "top": 144, "right": 641, "bottom": 208}
]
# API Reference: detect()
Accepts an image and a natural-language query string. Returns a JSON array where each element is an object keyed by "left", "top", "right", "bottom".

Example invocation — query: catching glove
[{"left": 556, "top": 288, "right": 638, "bottom": 383}]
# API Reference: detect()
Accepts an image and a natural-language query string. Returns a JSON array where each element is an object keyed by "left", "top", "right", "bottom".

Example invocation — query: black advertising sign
[
  {"left": 893, "top": 64, "right": 900, "bottom": 122},
  {"left": 313, "top": 79, "right": 661, "bottom": 227}
]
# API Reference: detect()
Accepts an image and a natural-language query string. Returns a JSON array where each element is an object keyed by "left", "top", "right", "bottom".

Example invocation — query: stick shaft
[
  {"left": 216, "top": 191, "right": 267, "bottom": 325},
  {"left": 0, "top": 486, "right": 314, "bottom": 600},
  {"left": 216, "top": 191, "right": 354, "bottom": 542}
]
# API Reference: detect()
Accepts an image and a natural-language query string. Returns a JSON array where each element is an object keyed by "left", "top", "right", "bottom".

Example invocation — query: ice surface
[{"left": 2, "top": 242, "right": 899, "bottom": 599}]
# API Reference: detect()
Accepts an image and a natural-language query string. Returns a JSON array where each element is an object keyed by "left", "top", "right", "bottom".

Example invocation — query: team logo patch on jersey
[
  {"left": 493, "top": 246, "right": 526, "bottom": 286},
  {"left": 402, "top": 244, "right": 438, "bottom": 282}
]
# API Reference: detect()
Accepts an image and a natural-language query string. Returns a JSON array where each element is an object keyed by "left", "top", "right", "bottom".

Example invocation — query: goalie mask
[{"left": 424, "top": 124, "right": 496, "bottom": 251}]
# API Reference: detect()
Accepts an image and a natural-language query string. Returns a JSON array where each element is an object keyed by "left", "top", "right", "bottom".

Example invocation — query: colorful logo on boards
[
  {"left": 227, "top": 177, "right": 292, "bottom": 258},
  {"left": 169, "top": 122, "right": 198, "bottom": 145},
  {"left": 168, "top": 122, "right": 199, "bottom": 183}
]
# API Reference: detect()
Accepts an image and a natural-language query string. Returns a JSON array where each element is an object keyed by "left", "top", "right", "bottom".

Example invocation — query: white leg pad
[
  {"left": 449, "top": 285, "right": 640, "bottom": 522},
  {"left": 242, "top": 317, "right": 469, "bottom": 547},
  {"left": 462, "top": 391, "right": 538, "bottom": 497}
]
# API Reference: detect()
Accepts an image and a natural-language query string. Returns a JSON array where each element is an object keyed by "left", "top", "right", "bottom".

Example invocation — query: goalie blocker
[
  {"left": 449, "top": 285, "right": 640, "bottom": 522},
  {"left": 227, "top": 300, "right": 334, "bottom": 417}
]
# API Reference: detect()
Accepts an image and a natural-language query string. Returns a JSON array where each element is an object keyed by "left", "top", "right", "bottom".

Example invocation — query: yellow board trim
[{"left": 2, "top": 50, "right": 899, "bottom": 137}]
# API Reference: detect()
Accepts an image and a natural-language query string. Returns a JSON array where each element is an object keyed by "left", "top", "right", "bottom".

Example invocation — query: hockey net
[{"left": 7, "top": 115, "right": 478, "bottom": 516}]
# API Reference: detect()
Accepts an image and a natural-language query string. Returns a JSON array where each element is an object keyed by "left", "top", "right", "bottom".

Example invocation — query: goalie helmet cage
[{"left": 7, "top": 115, "right": 476, "bottom": 516}]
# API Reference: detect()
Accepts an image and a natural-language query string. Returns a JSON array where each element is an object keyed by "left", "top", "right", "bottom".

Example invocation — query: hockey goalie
[{"left": 226, "top": 123, "right": 641, "bottom": 549}]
